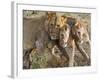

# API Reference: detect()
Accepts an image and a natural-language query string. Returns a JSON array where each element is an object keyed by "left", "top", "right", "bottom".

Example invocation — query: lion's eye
[
  {"left": 50, "top": 24, "right": 53, "bottom": 26},
  {"left": 78, "top": 32, "right": 80, "bottom": 35},
  {"left": 65, "top": 27, "right": 67, "bottom": 31},
  {"left": 57, "top": 25, "right": 60, "bottom": 27}
]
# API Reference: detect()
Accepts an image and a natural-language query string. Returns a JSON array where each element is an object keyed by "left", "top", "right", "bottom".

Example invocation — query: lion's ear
[
  {"left": 75, "top": 21, "right": 82, "bottom": 29},
  {"left": 75, "top": 22, "right": 78, "bottom": 26},
  {"left": 64, "top": 18, "right": 67, "bottom": 23},
  {"left": 45, "top": 12, "right": 51, "bottom": 20}
]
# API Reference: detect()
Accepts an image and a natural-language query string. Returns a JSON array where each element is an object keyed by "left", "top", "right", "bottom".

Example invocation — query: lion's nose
[
  {"left": 60, "top": 41, "right": 64, "bottom": 45},
  {"left": 60, "top": 34, "right": 64, "bottom": 39}
]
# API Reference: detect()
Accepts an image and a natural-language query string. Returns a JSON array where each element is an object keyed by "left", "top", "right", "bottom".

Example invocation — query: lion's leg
[
  {"left": 69, "top": 40, "right": 75, "bottom": 67},
  {"left": 75, "top": 41, "right": 89, "bottom": 61},
  {"left": 57, "top": 44, "right": 69, "bottom": 60},
  {"left": 86, "top": 33, "right": 91, "bottom": 46}
]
